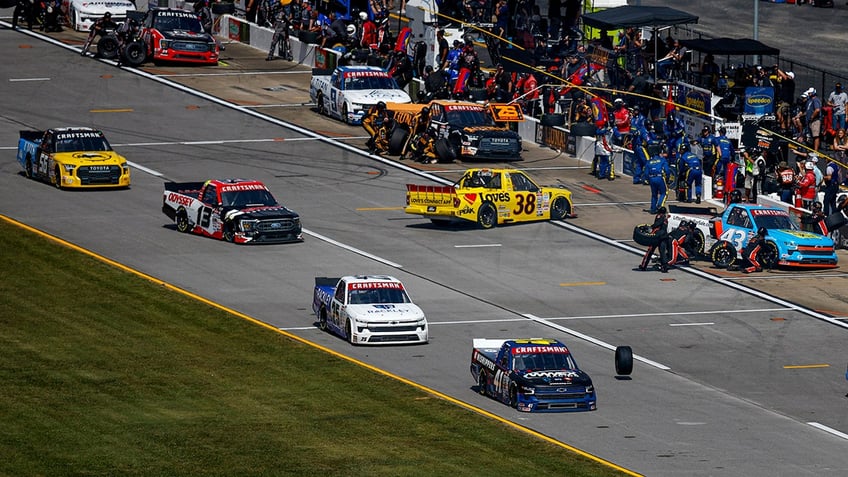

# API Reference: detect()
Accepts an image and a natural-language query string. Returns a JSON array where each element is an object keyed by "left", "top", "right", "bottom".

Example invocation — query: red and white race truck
[{"left": 162, "top": 178, "right": 302, "bottom": 244}]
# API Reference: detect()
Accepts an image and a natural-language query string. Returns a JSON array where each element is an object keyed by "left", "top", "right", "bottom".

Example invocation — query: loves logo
[{"left": 463, "top": 193, "right": 477, "bottom": 205}]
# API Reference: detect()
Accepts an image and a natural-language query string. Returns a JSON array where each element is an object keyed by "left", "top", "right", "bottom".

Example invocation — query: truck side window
[
  {"left": 487, "top": 173, "right": 501, "bottom": 189},
  {"left": 335, "top": 282, "right": 346, "bottom": 303},
  {"left": 202, "top": 185, "right": 218, "bottom": 205}
]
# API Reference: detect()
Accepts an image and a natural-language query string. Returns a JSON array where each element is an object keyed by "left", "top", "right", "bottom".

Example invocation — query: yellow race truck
[{"left": 405, "top": 168, "right": 574, "bottom": 229}]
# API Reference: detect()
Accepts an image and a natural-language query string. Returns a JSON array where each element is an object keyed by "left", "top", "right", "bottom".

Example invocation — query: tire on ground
[
  {"left": 122, "top": 41, "right": 146, "bottom": 66},
  {"left": 97, "top": 35, "right": 119, "bottom": 59},
  {"left": 477, "top": 202, "right": 497, "bottom": 229},
  {"left": 615, "top": 345, "right": 633, "bottom": 375}
]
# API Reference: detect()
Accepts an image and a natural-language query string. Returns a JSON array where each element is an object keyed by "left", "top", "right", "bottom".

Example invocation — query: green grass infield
[{"left": 0, "top": 219, "right": 629, "bottom": 476}]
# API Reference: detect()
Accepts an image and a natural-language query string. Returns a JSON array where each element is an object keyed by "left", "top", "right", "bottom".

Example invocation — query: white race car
[
  {"left": 309, "top": 66, "right": 412, "bottom": 125},
  {"left": 63, "top": 0, "right": 135, "bottom": 32}
]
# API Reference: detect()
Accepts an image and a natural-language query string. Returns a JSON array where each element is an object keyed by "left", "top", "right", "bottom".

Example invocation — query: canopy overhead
[
  {"left": 581, "top": 5, "right": 699, "bottom": 31},
  {"left": 679, "top": 38, "right": 780, "bottom": 57}
]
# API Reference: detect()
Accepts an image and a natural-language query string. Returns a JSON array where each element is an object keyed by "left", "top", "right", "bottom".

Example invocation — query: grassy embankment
[{"left": 0, "top": 220, "right": 629, "bottom": 476}]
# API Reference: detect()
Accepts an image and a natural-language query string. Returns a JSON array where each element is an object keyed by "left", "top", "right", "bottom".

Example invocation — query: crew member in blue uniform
[
  {"left": 714, "top": 126, "right": 734, "bottom": 178},
  {"left": 663, "top": 110, "right": 686, "bottom": 163},
  {"left": 645, "top": 143, "right": 670, "bottom": 214},
  {"left": 681, "top": 142, "right": 703, "bottom": 203},
  {"left": 697, "top": 126, "right": 717, "bottom": 176}
]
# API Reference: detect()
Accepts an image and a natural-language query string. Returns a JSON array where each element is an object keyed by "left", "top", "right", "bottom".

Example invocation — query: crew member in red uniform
[{"left": 612, "top": 98, "right": 631, "bottom": 146}]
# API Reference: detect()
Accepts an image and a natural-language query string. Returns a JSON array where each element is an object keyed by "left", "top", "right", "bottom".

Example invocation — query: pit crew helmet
[
  {"left": 729, "top": 189, "right": 743, "bottom": 203},
  {"left": 758, "top": 227, "right": 767, "bottom": 237}
]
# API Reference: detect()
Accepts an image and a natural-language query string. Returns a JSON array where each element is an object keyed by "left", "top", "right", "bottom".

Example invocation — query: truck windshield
[
  {"left": 55, "top": 136, "right": 112, "bottom": 152},
  {"left": 513, "top": 353, "right": 576, "bottom": 371},
  {"left": 348, "top": 288, "right": 411, "bottom": 305},
  {"left": 752, "top": 213, "right": 796, "bottom": 230},
  {"left": 221, "top": 189, "right": 278, "bottom": 207},
  {"left": 155, "top": 15, "right": 203, "bottom": 33},
  {"left": 446, "top": 109, "right": 496, "bottom": 127},
  {"left": 344, "top": 75, "right": 398, "bottom": 90}
]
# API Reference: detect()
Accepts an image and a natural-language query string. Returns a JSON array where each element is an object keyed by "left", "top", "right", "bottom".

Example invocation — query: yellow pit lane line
[
  {"left": 560, "top": 281, "right": 606, "bottom": 287},
  {"left": 89, "top": 108, "right": 133, "bottom": 113},
  {"left": 0, "top": 213, "right": 642, "bottom": 477},
  {"left": 783, "top": 364, "right": 830, "bottom": 369}
]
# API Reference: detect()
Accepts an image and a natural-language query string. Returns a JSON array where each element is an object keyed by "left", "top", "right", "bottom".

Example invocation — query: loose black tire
[
  {"left": 318, "top": 308, "right": 328, "bottom": 331},
  {"left": 710, "top": 240, "right": 737, "bottom": 268},
  {"left": 211, "top": 1, "right": 235, "bottom": 14},
  {"left": 299, "top": 30, "right": 320, "bottom": 44},
  {"left": 569, "top": 121, "right": 597, "bottom": 137},
  {"left": 468, "top": 87, "right": 488, "bottom": 101},
  {"left": 615, "top": 345, "right": 633, "bottom": 376},
  {"left": 758, "top": 241, "right": 779, "bottom": 269},
  {"left": 434, "top": 138, "right": 456, "bottom": 162},
  {"left": 550, "top": 196, "right": 570, "bottom": 220},
  {"left": 477, "top": 202, "right": 497, "bottom": 229},
  {"left": 825, "top": 211, "right": 848, "bottom": 232},
  {"left": 175, "top": 209, "right": 191, "bottom": 233},
  {"left": 632, "top": 224, "right": 661, "bottom": 246},
  {"left": 97, "top": 35, "right": 119, "bottom": 59},
  {"left": 540, "top": 113, "right": 565, "bottom": 127},
  {"left": 388, "top": 126, "right": 409, "bottom": 155},
  {"left": 122, "top": 41, "right": 146, "bottom": 66},
  {"left": 477, "top": 371, "right": 487, "bottom": 396}
]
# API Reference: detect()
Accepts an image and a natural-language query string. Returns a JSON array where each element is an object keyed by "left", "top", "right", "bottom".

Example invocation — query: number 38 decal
[{"left": 513, "top": 193, "right": 536, "bottom": 215}]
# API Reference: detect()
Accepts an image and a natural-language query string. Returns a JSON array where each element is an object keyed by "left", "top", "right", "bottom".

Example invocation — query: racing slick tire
[
  {"left": 825, "top": 211, "right": 848, "bottom": 232},
  {"left": 550, "top": 196, "right": 571, "bottom": 220},
  {"left": 615, "top": 345, "right": 633, "bottom": 376},
  {"left": 758, "top": 241, "right": 779, "bottom": 269},
  {"left": 318, "top": 307, "right": 328, "bottom": 331},
  {"left": 709, "top": 240, "right": 737, "bottom": 269},
  {"left": 97, "top": 35, "right": 119, "bottom": 59},
  {"left": 540, "top": 113, "right": 565, "bottom": 128},
  {"left": 222, "top": 221, "right": 236, "bottom": 243},
  {"left": 122, "top": 41, "right": 146, "bottom": 66},
  {"left": 345, "top": 319, "right": 356, "bottom": 345},
  {"left": 477, "top": 202, "right": 497, "bottom": 229},
  {"left": 569, "top": 121, "right": 597, "bottom": 137},
  {"left": 175, "top": 209, "right": 191, "bottom": 233},
  {"left": 433, "top": 138, "right": 456, "bottom": 162},
  {"left": 24, "top": 158, "right": 34, "bottom": 179},
  {"left": 477, "top": 371, "right": 488, "bottom": 396},
  {"left": 341, "top": 103, "right": 350, "bottom": 124},
  {"left": 689, "top": 228, "right": 706, "bottom": 257},
  {"left": 54, "top": 166, "right": 62, "bottom": 189},
  {"left": 388, "top": 126, "right": 409, "bottom": 155},
  {"left": 508, "top": 384, "right": 519, "bottom": 409},
  {"left": 632, "top": 224, "right": 661, "bottom": 246}
]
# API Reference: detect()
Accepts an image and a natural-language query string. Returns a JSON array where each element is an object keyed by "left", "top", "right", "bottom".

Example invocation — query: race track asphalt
[{"left": 2, "top": 17, "right": 848, "bottom": 476}]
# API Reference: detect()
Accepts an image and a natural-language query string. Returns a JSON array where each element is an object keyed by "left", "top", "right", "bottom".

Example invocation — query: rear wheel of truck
[
  {"left": 318, "top": 308, "right": 328, "bottom": 331},
  {"left": 477, "top": 202, "right": 497, "bottom": 229},
  {"left": 550, "top": 197, "right": 570, "bottom": 220},
  {"left": 175, "top": 209, "right": 190, "bottom": 233},
  {"left": 690, "top": 229, "right": 706, "bottom": 256},
  {"left": 477, "top": 371, "right": 488, "bottom": 396},
  {"left": 25, "top": 157, "right": 33, "bottom": 179},
  {"left": 123, "top": 41, "right": 146, "bottom": 66},
  {"left": 316, "top": 94, "right": 326, "bottom": 116}
]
